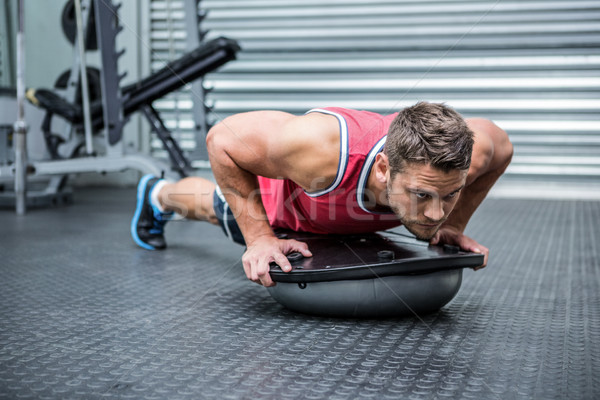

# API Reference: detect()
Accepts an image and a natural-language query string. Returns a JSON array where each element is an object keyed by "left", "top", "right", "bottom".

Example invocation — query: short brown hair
[{"left": 384, "top": 102, "right": 474, "bottom": 175}]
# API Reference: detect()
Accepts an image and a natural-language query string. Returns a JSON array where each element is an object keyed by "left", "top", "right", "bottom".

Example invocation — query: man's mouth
[{"left": 416, "top": 222, "right": 439, "bottom": 228}]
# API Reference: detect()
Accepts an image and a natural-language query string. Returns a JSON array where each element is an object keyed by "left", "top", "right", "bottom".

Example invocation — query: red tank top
[{"left": 258, "top": 107, "right": 402, "bottom": 234}]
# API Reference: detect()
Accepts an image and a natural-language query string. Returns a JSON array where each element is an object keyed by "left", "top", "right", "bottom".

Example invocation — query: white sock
[{"left": 150, "top": 179, "right": 169, "bottom": 213}]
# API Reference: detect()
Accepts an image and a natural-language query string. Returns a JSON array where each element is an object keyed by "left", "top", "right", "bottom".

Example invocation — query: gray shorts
[{"left": 213, "top": 186, "right": 245, "bottom": 245}]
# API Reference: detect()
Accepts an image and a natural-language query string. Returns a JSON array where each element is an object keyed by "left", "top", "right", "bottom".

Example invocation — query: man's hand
[
  {"left": 242, "top": 235, "right": 313, "bottom": 287},
  {"left": 429, "top": 226, "right": 488, "bottom": 270}
]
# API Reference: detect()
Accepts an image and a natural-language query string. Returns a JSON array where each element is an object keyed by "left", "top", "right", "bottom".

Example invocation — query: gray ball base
[{"left": 268, "top": 269, "right": 462, "bottom": 318}]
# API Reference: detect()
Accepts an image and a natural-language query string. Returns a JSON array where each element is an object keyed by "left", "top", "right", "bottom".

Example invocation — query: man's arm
[
  {"left": 206, "top": 111, "right": 340, "bottom": 286},
  {"left": 430, "top": 118, "right": 513, "bottom": 268}
]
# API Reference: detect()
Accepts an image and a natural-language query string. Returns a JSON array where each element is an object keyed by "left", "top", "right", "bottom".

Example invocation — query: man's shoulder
[
  {"left": 306, "top": 107, "right": 385, "bottom": 118},
  {"left": 284, "top": 110, "right": 341, "bottom": 141}
]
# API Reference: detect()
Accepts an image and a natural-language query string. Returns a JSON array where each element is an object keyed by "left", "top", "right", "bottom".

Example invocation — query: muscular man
[{"left": 131, "top": 102, "right": 513, "bottom": 287}]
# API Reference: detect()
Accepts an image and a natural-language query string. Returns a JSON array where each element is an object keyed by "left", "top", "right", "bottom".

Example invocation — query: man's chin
[{"left": 403, "top": 222, "right": 439, "bottom": 241}]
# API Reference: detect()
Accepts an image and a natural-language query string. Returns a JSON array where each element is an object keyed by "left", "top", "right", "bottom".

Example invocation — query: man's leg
[{"left": 155, "top": 177, "right": 219, "bottom": 224}]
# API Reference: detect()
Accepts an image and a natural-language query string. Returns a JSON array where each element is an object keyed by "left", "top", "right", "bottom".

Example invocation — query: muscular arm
[
  {"left": 206, "top": 111, "right": 339, "bottom": 286},
  {"left": 431, "top": 118, "right": 513, "bottom": 267}
]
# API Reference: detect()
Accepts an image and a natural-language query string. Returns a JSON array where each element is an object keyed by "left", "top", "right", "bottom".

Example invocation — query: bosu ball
[{"left": 267, "top": 230, "right": 483, "bottom": 318}]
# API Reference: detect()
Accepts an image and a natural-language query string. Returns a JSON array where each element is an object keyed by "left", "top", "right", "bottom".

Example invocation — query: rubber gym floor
[{"left": 0, "top": 187, "right": 598, "bottom": 399}]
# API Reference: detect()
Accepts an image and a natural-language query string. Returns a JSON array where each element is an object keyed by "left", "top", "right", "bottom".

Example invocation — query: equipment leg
[
  {"left": 14, "top": 0, "right": 27, "bottom": 215},
  {"left": 142, "top": 105, "right": 193, "bottom": 178}
]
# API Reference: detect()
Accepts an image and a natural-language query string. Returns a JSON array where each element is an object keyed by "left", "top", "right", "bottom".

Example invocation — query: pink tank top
[{"left": 258, "top": 107, "right": 402, "bottom": 234}]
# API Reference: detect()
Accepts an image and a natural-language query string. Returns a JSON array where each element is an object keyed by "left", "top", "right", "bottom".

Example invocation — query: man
[{"left": 131, "top": 102, "right": 513, "bottom": 287}]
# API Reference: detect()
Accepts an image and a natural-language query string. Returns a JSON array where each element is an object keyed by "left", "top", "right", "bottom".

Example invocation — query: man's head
[
  {"left": 377, "top": 102, "right": 474, "bottom": 240},
  {"left": 384, "top": 101, "right": 474, "bottom": 176}
]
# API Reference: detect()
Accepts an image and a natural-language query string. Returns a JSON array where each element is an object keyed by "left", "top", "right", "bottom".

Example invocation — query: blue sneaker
[{"left": 131, "top": 174, "right": 172, "bottom": 250}]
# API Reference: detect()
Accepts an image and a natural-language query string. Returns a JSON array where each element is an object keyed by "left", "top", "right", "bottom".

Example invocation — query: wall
[{"left": 196, "top": 0, "right": 600, "bottom": 192}]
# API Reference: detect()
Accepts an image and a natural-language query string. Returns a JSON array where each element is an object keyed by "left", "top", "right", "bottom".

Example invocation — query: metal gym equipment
[
  {"left": 27, "top": 36, "right": 239, "bottom": 173},
  {"left": 13, "top": 0, "right": 26, "bottom": 214},
  {"left": 0, "top": 0, "right": 239, "bottom": 212}
]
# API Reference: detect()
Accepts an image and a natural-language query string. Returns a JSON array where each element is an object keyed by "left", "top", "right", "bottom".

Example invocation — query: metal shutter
[
  {"left": 151, "top": 0, "right": 600, "bottom": 181},
  {"left": 150, "top": 0, "right": 209, "bottom": 162}
]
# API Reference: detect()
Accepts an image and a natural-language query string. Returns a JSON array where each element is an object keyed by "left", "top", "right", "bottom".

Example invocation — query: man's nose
[{"left": 424, "top": 198, "right": 444, "bottom": 221}]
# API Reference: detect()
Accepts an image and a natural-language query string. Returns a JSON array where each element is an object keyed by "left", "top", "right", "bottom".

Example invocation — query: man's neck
[{"left": 365, "top": 166, "right": 392, "bottom": 212}]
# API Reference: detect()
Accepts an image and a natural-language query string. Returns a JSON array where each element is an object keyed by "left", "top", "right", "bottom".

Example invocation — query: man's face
[{"left": 386, "top": 163, "right": 468, "bottom": 240}]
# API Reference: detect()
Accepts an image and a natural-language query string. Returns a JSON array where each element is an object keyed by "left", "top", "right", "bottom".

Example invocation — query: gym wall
[{"left": 150, "top": 0, "right": 600, "bottom": 191}]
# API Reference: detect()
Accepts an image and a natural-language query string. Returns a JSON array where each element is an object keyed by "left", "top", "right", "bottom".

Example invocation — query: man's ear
[{"left": 374, "top": 153, "right": 390, "bottom": 184}]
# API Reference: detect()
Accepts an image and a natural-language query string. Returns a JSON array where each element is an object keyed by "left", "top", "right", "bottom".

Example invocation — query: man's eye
[
  {"left": 446, "top": 191, "right": 460, "bottom": 199},
  {"left": 414, "top": 192, "right": 429, "bottom": 199}
]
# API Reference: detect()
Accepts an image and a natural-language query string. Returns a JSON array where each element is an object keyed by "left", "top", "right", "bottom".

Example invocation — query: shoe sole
[{"left": 131, "top": 174, "right": 158, "bottom": 250}]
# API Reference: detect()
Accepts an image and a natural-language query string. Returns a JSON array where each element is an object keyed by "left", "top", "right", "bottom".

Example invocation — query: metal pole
[
  {"left": 74, "top": 0, "right": 94, "bottom": 155},
  {"left": 184, "top": 0, "right": 210, "bottom": 161},
  {"left": 14, "top": 0, "right": 27, "bottom": 215}
]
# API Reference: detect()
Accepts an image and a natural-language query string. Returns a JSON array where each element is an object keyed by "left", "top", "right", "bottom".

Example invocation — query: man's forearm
[
  {"left": 213, "top": 165, "right": 274, "bottom": 245},
  {"left": 443, "top": 168, "right": 502, "bottom": 232},
  {"left": 227, "top": 188, "right": 274, "bottom": 245},
  {"left": 445, "top": 120, "right": 513, "bottom": 233},
  {"left": 206, "top": 122, "right": 276, "bottom": 245}
]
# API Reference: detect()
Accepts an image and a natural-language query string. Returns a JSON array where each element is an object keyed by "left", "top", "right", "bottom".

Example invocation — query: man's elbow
[
  {"left": 206, "top": 120, "right": 231, "bottom": 161},
  {"left": 476, "top": 118, "right": 513, "bottom": 171},
  {"left": 495, "top": 125, "right": 513, "bottom": 170}
]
